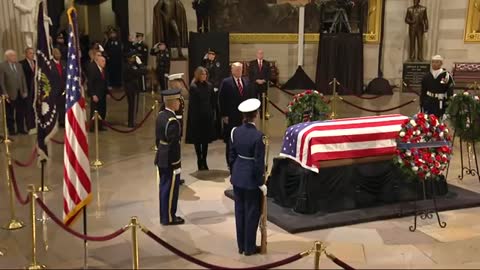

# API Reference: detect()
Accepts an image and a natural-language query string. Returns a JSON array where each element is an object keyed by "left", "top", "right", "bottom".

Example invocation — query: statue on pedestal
[
  {"left": 14, "top": 0, "right": 52, "bottom": 48},
  {"left": 152, "top": 0, "right": 188, "bottom": 59},
  {"left": 405, "top": 0, "right": 429, "bottom": 62}
]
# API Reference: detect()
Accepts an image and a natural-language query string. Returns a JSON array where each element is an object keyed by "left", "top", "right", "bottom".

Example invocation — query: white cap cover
[
  {"left": 168, "top": 73, "right": 184, "bottom": 81},
  {"left": 432, "top": 55, "right": 444, "bottom": 61},
  {"left": 238, "top": 98, "right": 261, "bottom": 113}
]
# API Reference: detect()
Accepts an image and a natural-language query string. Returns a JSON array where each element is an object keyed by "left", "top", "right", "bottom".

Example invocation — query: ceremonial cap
[
  {"left": 432, "top": 55, "right": 444, "bottom": 61},
  {"left": 238, "top": 98, "right": 261, "bottom": 113},
  {"left": 136, "top": 32, "right": 144, "bottom": 37},
  {"left": 168, "top": 73, "right": 185, "bottom": 81},
  {"left": 56, "top": 33, "right": 64, "bottom": 38},
  {"left": 207, "top": 48, "right": 216, "bottom": 54},
  {"left": 162, "top": 89, "right": 181, "bottom": 101}
]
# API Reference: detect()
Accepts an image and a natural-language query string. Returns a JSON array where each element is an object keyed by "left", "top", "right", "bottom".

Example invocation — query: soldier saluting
[
  {"left": 201, "top": 49, "right": 222, "bottom": 138},
  {"left": 155, "top": 89, "right": 185, "bottom": 226},
  {"left": 420, "top": 55, "right": 454, "bottom": 118},
  {"left": 151, "top": 42, "right": 171, "bottom": 91}
]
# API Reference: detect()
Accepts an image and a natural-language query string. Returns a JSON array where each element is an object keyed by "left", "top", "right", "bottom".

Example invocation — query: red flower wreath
[{"left": 395, "top": 113, "right": 453, "bottom": 180}]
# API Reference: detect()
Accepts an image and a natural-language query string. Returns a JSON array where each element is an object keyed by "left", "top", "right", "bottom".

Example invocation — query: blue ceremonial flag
[{"left": 35, "top": 2, "right": 59, "bottom": 160}]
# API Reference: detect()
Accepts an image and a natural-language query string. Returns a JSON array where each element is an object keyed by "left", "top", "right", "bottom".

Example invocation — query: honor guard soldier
[
  {"left": 229, "top": 98, "right": 267, "bottom": 256},
  {"left": 133, "top": 32, "right": 149, "bottom": 92},
  {"left": 150, "top": 42, "right": 171, "bottom": 91},
  {"left": 201, "top": 49, "right": 222, "bottom": 138},
  {"left": 155, "top": 89, "right": 185, "bottom": 226},
  {"left": 123, "top": 52, "right": 147, "bottom": 127},
  {"left": 421, "top": 55, "right": 454, "bottom": 118}
]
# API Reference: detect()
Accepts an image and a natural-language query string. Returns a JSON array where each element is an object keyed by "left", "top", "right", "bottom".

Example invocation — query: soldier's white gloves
[
  {"left": 135, "top": 56, "right": 142, "bottom": 65},
  {"left": 98, "top": 44, "right": 104, "bottom": 52},
  {"left": 164, "top": 73, "right": 170, "bottom": 78},
  {"left": 259, "top": 185, "right": 267, "bottom": 196},
  {"left": 214, "top": 87, "right": 218, "bottom": 92},
  {"left": 173, "top": 168, "right": 181, "bottom": 175}
]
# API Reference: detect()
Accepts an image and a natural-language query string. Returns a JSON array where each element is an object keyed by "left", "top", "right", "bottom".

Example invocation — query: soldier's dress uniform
[
  {"left": 155, "top": 89, "right": 184, "bottom": 225},
  {"left": 421, "top": 56, "right": 454, "bottom": 118},
  {"left": 132, "top": 33, "right": 149, "bottom": 92},
  {"left": 229, "top": 98, "right": 266, "bottom": 256},
  {"left": 201, "top": 50, "right": 222, "bottom": 139},
  {"left": 123, "top": 52, "right": 147, "bottom": 127},
  {"left": 150, "top": 43, "right": 171, "bottom": 91}
]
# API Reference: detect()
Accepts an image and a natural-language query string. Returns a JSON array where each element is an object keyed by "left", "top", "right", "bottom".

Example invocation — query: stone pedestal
[{"left": 402, "top": 62, "right": 430, "bottom": 93}]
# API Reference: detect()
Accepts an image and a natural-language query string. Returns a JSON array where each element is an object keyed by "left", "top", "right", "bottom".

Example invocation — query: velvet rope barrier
[
  {"left": 50, "top": 138, "right": 64, "bottom": 145},
  {"left": 9, "top": 164, "right": 30, "bottom": 205},
  {"left": 325, "top": 252, "right": 355, "bottom": 270},
  {"left": 339, "top": 97, "right": 416, "bottom": 113},
  {"left": 36, "top": 198, "right": 129, "bottom": 241},
  {"left": 338, "top": 85, "right": 383, "bottom": 100},
  {"left": 12, "top": 147, "right": 37, "bottom": 167},
  {"left": 101, "top": 108, "right": 154, "bottom": 134},
  {"left": 268, "top": 100, "right": 287, "bottom": 116},
  {"left": 278, "top": 88, "right": 295, "bottom": 97},
  {"left": 108, "top": 90, "right": 127, "bottom": 102},
  {"left": 141, "top": 226, "right": 308, "bottom": 270}
]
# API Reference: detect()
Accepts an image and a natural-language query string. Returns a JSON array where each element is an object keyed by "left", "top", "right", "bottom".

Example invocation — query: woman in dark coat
[{"left": 186, "top": 66, "right": 216, "bottom": 170}]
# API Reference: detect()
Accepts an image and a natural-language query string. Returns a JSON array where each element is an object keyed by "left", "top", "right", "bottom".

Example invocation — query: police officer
[
  {"left": 123, "top": 52, "right": 147, "bottom": 127},
  {"left": 201, "top": 49, "right": 222, "bottom": 138},
  {"left": 229, "top": 98, "right": 266, "bottom": 256},
  {"left": 155, "top": 89, "right": 185, "bottom": 226},
  {"left": 150, "top": 42, "right": 171, "bottom": 91},
  {"left": 420, "top": 55, "right": 454, "bottom": 118},
  {"left": 132, "top": 32, "right": 149, "bottom": 92}
]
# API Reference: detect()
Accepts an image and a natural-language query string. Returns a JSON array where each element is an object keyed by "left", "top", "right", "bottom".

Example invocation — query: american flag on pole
[
  {"left": 35, "top": 2, "right": 59, "bottom": 160},
  {"left": 280, "top": 114, "right": 409, "bottom": 172},
  {"left": 63, "top": 7, "right": 92, "bottom": 226}
]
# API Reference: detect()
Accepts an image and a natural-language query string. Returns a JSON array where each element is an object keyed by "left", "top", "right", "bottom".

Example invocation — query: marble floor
[{"left": 1, "top": 89, "right": 480, "bottom": 269}]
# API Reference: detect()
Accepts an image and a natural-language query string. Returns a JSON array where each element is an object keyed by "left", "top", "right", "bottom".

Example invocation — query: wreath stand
[
  {"left": 409, "top": 176, "right": 447, "bottom": 232},
  {"left": 445, "top": 101, "right": 480, "bottom": 182}
]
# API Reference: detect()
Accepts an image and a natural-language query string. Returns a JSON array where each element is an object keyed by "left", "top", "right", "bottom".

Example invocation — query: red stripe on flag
[
  {"left": 311, "top": 147, "right": 396, "bottom": 163},
  {"left": 310, "top": 132, "right": 399, "bottom": 145},
  {"left": 65, "top": 138, "right": 91, "bottom": 194},
  {"left": 63, "top": 165, "right": 81, "bottom": 205},
  {"left": 67, "top": 109, "right": 89, "bottom": 157}
]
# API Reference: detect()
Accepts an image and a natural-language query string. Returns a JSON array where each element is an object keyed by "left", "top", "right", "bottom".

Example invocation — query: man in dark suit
[
  {"left": 87, "top": 55, "right": 108, "bottom": 131},
  {"left": 219, "top": 62, "right": 255, "bottom": 167},
  {"left": 248, "top": 49, "right": 270, "bottom": 116},
  {"left": 19, "top": 47, "right": 36, "bottom": 133},
  {"left": 52, "top": 48, "right": 67, "bottom": 127},
  {"left": 0, "top": 50, "right": 28, "bottom": 135}
]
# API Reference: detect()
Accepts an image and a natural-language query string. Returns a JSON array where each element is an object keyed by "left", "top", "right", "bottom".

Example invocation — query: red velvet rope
[
  {"left": 268, "top": 100, "right": 287, "bottom": 116},
  {"left": 36, "top": 198, "right": 128, "bottom": 241},
  {"left": 337, "top": 85, "right": 383, "bottom": 100},
  {"left": 13, "top": 147, "right": 38, "bottom": 167},
  {"left": 339, "top": 98, "right": 416, "bottom": 113},
  {"left": 50, "top": 138, "right": 65, "bottom": 145},
  {"left": 142, "top": 228, "right": 304, "bottom": 270},
  {"left": 101, "top": 108, "right": 154, "bottom": 134},
  {"left": 9, "top": 164, "right": 30, "bottom": 205},
  {"left": 278, "top": 88, "right": 295, "bottom": 96},
  {"left": 108, "top": 90, "right": 127, "bottom": 101},
  {"left": 327, "top": 254, "right": 355, "bottom": 270}
]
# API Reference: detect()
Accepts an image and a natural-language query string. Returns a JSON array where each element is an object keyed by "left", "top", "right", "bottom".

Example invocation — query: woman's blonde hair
[{"left": 193, "top": 66, "right": 208, "bottom": 82}]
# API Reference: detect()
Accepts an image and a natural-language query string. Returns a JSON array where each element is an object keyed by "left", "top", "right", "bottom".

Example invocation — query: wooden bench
[{"left": 452, "top": 62, "right": 480, "bottom": 89}]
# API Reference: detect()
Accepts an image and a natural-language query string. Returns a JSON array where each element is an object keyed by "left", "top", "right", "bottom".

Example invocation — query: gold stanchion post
[
  {"left": 151, "top": 100, "right": 159, "bottom": 151},
  {"left": 313, "top": 241, "right": 323, "bottom": 270},
  {"left": 2, "top": 97, "right": 24, "bottom": 230},
  {"left": 330, "top": 78, "right": 338, "bottom": 119},
  {"left": 260, "top": 91, "right": 269, "bottom": 254},
  {"left": 27, "top": 184, "right": 45, "bottom": 270},
  {"left": 130, "top": 217, "right": 140, "bottom": 270},
  {"left": 90, "top": 111, "right": 103, "bottom": 168}
]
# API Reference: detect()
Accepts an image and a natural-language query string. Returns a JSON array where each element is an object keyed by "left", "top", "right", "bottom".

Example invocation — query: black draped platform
[{"left": 224, "top": 158, "right": 480, "bottom": 233}]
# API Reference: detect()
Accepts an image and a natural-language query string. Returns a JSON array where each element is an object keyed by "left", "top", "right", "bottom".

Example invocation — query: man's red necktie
[
  {"left": 258, "top": 60, "right": 262, "bottom": 71},
  {"left": 237, "top": 78, "right": 243, "bottom": 96},
  {"left": 101, "top": 69, "right": 105, "bottom": 80}
]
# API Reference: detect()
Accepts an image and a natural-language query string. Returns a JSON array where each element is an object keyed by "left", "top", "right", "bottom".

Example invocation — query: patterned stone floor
[{"left": 1, "top": 89, "right": 480, "bottom": 269}]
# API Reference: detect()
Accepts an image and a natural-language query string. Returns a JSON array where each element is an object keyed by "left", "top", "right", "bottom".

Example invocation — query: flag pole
[{"left": 83, "top": 206, "right": 88, "bottom": 269}]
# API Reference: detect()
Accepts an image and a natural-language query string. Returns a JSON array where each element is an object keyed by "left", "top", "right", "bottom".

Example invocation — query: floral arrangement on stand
[
  {"left": 395, "top": 113, "right": 453, "bottom": 180},
  {"left": 446, "top": 91, "right": 480, "bottom": 142},
  {"left": 286, "top": 90, "right": 331, "bottom": 126}
]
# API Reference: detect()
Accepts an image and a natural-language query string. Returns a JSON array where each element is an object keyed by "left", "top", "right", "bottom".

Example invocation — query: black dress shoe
[
  {"left": 238, "top": 249, "right": 244, "bottom": 255},
  {"left": 162, "top": 216, "right": 185, "bottom": 226},
  {"left": 203, "top": 161, "right": 209, "bottom": 171},
  {"left": 244, "top": 246, "right": 261, "bottom": 256},
  {"left": 179, "top": 179, "right": 185, "bottom": 185},
  {"left": 18, "top": 130, "right": 28, "bottom": 135}
]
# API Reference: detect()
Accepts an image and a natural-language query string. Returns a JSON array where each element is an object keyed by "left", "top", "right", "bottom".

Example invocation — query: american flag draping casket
[{"left": 280, "top": 114, "right": 410, "bottom": 172}]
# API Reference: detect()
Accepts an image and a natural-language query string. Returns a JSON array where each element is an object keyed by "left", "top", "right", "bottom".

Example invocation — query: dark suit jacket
[
  {"left": 51, "top": 60, "right": 67, "bottom": 97},
  {"left": 0, "top": 62, "right": 28, "bottom": 100},
  {"left": 19, "top": 59, "right": 35, "bottom": 100},
  {"left": 219, "top": 76, "right": 255, "bottom": 142},
  {"left": 248, "top": 59, "right": 271, "bottom": 94},
  {"left": 86, "top": 63, "right": 108, "bottom": 98}
]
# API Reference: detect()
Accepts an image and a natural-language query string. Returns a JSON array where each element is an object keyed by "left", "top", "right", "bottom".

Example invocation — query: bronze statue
[
  {"left": 405, "top": 0, "right": 428, "bottom": 62},
  {"left": 153, "top": 0, "right": 189, "bottom": 58}
]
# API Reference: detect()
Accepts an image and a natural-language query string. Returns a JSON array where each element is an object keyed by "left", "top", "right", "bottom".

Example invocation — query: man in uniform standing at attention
[
  {"left": 151, "top": 42, "right": 171, "bottom": 91},
  {"left": 420, "top": 55, "right": 454, "bottom": 118},
  {"left": 405, "top": 0, "right": 428, "bottom": 62},
  {"left": 104, "top": 28, "right": 123, "bottom": 88},
  {"left": 132, "top": 32, "right": 149, "bottom": 93},
  {"left": 201, "top": 49, "right": 222, "bottom": 139},
  {"left": 155, "top": 89, "right": 184, "bottom": 225},
  {"left": 248, "top": 49, "right": 270, "bottom": 116}
]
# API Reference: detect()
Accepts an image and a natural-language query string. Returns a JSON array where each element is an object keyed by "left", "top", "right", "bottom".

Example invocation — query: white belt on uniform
[
  {"left": 238, "top": 154, "right": 255, "bottom": 160},
  {"left": 426, "top": 91, "right": 447, "bottom": 109}
]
